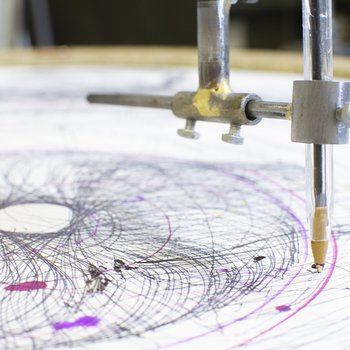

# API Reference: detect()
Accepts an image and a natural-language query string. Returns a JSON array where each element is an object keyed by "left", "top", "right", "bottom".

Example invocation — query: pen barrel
[
  {"left": 306, "top": 144, "right": 333, "bottom": 242},
  {"left": 302, "top": 0, "right": 334, "bottom": 266},
  {"left": 302, "top": 0, "right": 333, "bottom": 81}
]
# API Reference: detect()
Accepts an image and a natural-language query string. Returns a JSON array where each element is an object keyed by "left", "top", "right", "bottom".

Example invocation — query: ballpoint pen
[
  {"left": 306, "top": 145, "right": 333, "bottom": 272},
  {"left": 303, "top": 0, "right": 333, "bottom": 272}
]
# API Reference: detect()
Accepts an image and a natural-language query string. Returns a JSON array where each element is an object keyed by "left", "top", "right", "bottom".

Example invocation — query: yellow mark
[
  {"left": 193, "top": 79, "right": 231, "bottom": 118},
  {"left": 213, "top": 79, "right": 231, "bottom": 95},
  {"left": 211, "top": 210, "right": 223, "bottom": 218}
]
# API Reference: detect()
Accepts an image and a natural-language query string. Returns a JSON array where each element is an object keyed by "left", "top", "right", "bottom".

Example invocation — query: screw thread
[{"left": 229, "top": 123, "right": 241, "bottom": 136}]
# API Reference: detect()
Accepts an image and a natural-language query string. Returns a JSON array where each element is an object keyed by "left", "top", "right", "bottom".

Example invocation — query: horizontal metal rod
[
  {"left": 246, "top": 100, "right": 291, "bottom": 120},
  {"left": 87, "top": 94, "right": 173, "bottom": 109},
  {"left": 88, "top": 93, "right": 290, "bottom": 121}
]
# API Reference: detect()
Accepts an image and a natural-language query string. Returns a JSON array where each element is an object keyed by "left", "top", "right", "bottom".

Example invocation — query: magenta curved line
[
  {"left": 134, "top": 199, "right": 172, "bottom": 263},
  {"left": 155, "top": 171, "right": 309, "bottom": 349},
  {"left": 238, "top": 232, "right": 337, "bottom": 347}
]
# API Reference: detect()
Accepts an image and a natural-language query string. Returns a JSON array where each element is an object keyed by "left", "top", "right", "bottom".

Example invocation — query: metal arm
[{"left": 88, "top": 0, "right": 291, "bottom": 145}]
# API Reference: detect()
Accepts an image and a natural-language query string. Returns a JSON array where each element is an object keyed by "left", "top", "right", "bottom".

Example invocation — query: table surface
[
  {"left": 1, "top": 48, "right": 350, "bottom": 350},
  {"left": 0, "top": 46, "right": 349, "bottom": 78}
]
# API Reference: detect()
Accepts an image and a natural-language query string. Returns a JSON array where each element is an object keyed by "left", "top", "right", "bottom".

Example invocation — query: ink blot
[
  {"left": 254, "top": 256, "right": 266, "bottom": 262},
  {"left": 53, "top": 316, "right": 100, "bottom": 331},
  {"left": 5, "top": 281, "right": 47, "bottom": 292},
  {"left": 218, "top": 267, "right": 230, "bottom": 273},
  {"left": 275, "top": 305, "right": 291, "bottom": 312}
]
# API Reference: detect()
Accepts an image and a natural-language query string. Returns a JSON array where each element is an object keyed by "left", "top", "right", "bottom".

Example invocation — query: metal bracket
[
  {"left": 291, "top": 80, "right": 350, "bottom": 144},
  {"left": 88, "top": 0, "right": 291, "bottom": 146},
  {"left": 172, "top": 91, "right": 262, "bottom": 125}
]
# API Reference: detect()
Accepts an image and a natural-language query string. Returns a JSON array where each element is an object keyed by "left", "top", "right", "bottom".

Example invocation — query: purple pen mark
[
  {"left": 0, "top": 153, "right": 326, "bottom": 349},
  {"left": 53, "top": 316, "right": 100, "bottom": 331},
  {"left": 5, "top": 281, "right": 47, "bottom": 292},
  {"left": 123, "top": 195, "right": 145, "bottom": 204},
  {"left": 76, "top": 216, "right": 100, "bottom": 246},
  {"left": 275, "top": 305, "right": 291, "bottom": 312},
  {"left": 157, "top": 169, "right": 309, "bottom": 350},
  {"left": 238, "top": 233, "right": 337, "bottom": 347},
  {"left": 218, "top": 267, "right": 230, "bottom": 273},
  {"left": 90, "top": 216, "right": 100, "bottom": 238}
]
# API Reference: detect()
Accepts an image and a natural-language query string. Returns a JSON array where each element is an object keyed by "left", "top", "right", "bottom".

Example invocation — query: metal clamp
[
  {"left": 172, "top": 91, "right": 262, "bottom": 125},
  {"left": 291, "top": 80, "right": 350, "bottom": 145}
]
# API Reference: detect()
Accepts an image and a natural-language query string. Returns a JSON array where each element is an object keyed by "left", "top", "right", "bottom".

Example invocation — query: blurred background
[{"left": 0, "top": 0, "right": 350, "bottom": 55}]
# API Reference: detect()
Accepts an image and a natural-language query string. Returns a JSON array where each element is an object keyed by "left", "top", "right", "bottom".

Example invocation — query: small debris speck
[{"left": 253, "top": 256, "right": 266, "bottom": 262}]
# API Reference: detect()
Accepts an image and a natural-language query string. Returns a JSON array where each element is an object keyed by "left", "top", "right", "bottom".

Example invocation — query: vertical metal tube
[
  {"left": 197, "top": 0, "right": 231, "bottom": 89},
  {"left": 304, "top": 0, "right": 333, "bottom": 81},
  {"left": 305, "top": 0, "right": 333, "bottom": 209},
  {"left": 302, "top": 0, "right": 333, "bottom": 270},
  {"left": 307, "top": 0, "right": 333, "bottom": 208}
]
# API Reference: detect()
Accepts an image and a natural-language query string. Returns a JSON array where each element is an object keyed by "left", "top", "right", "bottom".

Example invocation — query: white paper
[{"left": 0, "top": 66, "right": 349, "bottom": 350}]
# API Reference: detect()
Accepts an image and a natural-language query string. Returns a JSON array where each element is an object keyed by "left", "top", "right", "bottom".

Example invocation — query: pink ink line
[
  {"left": 237, "top": 232, "right": 338, "bottom": 347},
  {"left": 134, "top": 201, "right": 172, "bottom": 263},
  {"left": 246, "top": 168, "right": 305, "bottom": 203},
  {"left": 4, "top": 281, "right": 47, "bottom": 291},
  {"left": 155, "top": 171, "right": 309, "bottom": 349},
  {"left": 232, "top": 168, "right": 338, "bottom": 348}
]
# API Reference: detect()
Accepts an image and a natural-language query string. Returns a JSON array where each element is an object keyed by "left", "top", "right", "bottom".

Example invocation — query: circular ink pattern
[{"left": 0, "top": 152, "right": 304, "bottom": 349}]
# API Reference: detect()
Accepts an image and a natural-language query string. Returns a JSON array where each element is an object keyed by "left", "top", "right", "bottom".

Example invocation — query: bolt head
[
  {"left": 177, "top": 128, "right": 200, "bottom": 140},
  {"left": 337, "top": 102, "right": 350, "bottom": 128},
  {"left": 221, "top": 133, "right": 244, "bottom": 145}
]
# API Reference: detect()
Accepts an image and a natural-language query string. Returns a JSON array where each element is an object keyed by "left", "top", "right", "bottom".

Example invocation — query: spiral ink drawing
[
  {"left": 0, "top": 151, "right": 340, "bottom": 350},
  {"left": 1, "top": 67, "right": 350, "bottom": 350}
]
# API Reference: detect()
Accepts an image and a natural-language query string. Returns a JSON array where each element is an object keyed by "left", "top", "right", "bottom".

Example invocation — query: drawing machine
[{"left": 88, "top": 0, "right": 350, "bottom": 272}]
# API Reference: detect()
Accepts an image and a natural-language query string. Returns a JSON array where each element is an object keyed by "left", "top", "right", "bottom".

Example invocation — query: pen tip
[
  {"left": 315, "top": 264, "right": 324, "bottom": 273},
  {"left": 311, "top": 240, "right": 328, "bottom": 273}
]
